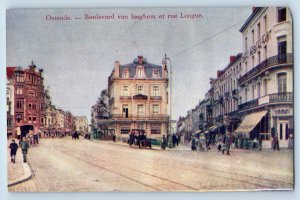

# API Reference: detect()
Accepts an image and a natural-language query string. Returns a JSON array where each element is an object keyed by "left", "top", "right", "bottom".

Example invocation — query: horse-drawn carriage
[{"left": 128, "top": 129, "right": 152, "bottom": 149}]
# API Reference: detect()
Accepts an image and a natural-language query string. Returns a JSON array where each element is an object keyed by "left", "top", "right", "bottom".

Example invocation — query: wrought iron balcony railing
[
  {"left": 110, "top": 114, "right": 169, "bottom": 119},
  {"left": 238, "top": 99, "right": 258, "bottom": 110},
  {"left": 238, "top": 53, "right": 293, "bottom": 85}
]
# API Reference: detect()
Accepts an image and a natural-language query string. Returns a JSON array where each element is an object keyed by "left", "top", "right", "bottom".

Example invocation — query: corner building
[
  {"left": 235, "top": 7, "right": 293, "bottom": 148},
  {"left": 107, "top": 56, "right": 169, "bottom": 141}
]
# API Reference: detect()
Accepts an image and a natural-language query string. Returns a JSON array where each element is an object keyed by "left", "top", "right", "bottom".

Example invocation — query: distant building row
[{"left": 6, "top": 62, "right": 88, "bottom": 137}]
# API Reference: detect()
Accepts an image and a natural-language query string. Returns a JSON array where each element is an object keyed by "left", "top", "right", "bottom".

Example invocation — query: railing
[
  {"left": 238, "top": 53, "right": 293, "bottom": 85},
  {"left": 238, "top": 99, "right": 258, "bottom": 110},
  {"left": 110, "top": 114, "right": 169, "bottom": 119},
  {"left": 150, "top": 96, "right": 162, "bottom": 100},
  {"left": 120, "top": 96, "right": 132, "bottom": 100},
  {"left": 269, "top": 92, "right": 293, "bottom": 103},
  {"left": 133, "top": 94, "right": 148, "bottom": 100}
]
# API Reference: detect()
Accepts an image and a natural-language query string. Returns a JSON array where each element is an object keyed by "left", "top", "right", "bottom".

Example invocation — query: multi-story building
[
  {"left": 236, "top": 7, "right": 293, "bottom": 147},
  {"left": 212, "top": 54, "right": 242, "bottom": 125},
  {"left": 75, "top": 116, "right": 88, "bottom": 133},
  {"left": 105, "top": 55, "right": 169, "bottom": 141},
  {"left": 8, "top": 62, "right": 46, "bottom": 137},
  {"left": 7, "top": 67, "right": 15, "bottom": 136}
]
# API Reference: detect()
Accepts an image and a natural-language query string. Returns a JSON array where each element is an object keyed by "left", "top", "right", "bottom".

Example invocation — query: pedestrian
[
  {"left": 112, "top": 133, "right": 116, "bottom": 142},
  {"left": 191, "top": 136, "right": 197, "bottom": 151},
  {"left": 222, "top": 133, "right": 232, "bottom": 155},
  {"left": 176, "top": 135, "right": 180, "bottom": 146},
  {"left": 273, "top": 135, "right": 280, "bottom": 151},
  {"left": 172, "top": 133, "right": 177, "bottom": 148},
  {"left": 217, "top": 139, "right": 222, "bottom": 152},
  {"left": 258, "top": 135, "right": 263, "bottom": 151},
  {"left": 16, "top": 126, "right": 21, "bottom": 140},
  {"left": 19, "top": 137, "right": 29, "bottom": 163},
  {"left": 161, "top": 135, "right": 167, "bottom": 150},
  {"left": 9, "top": 139, "right": 18, "bottom": 163},
  {"left": 34, "top": 127, "right": 39, "bottom": 145}
]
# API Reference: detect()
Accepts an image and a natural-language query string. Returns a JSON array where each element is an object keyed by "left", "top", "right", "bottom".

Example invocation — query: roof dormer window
[
  {"left": 136, "top": 66, "right": 145, "bottom": 79},
  {"left": 122, "top": 68, "right": 129, "bottom": 78},
  {"left": 152, "top": 69, "right": 160, "bottom": 78}
]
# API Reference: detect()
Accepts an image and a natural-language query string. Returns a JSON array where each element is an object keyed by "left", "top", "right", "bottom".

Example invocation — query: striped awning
[{"left": 234, "top": 110, "right": 268, "bottom": 136}]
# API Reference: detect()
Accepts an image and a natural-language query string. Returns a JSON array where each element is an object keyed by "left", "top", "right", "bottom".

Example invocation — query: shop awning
[
  {"left": 234, "top": 110, "right": 268, "bottom": 136},
  {"left": 192, "top": 130, "right": 202, "bottom": 137}
]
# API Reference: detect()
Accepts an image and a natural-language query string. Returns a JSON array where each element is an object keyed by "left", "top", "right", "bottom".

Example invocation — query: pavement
[
  {"left": 7, "top": 139, "right": 33, "bottom": 187},
  {"left": 7, "top": 137, "right": 294, "bottom": 192}
]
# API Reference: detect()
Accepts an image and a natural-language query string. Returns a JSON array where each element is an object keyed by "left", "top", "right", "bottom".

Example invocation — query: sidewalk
[{"left": 7, "top": 139, "right": 33, "bottom": 187}]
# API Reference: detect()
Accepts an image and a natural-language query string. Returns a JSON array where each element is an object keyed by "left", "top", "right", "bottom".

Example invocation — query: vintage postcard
[{"left": 6, "top": 7, "right": 293, "bottom": 192}]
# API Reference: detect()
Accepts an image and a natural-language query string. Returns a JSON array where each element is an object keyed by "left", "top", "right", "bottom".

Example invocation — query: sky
[{"left": 6, "top": 7, "right": 252, "bottom": 123}]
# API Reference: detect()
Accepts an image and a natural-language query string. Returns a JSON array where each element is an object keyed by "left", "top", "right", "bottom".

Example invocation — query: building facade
[
  {"left": 75, "top": 116, "right": 88, "bottom": 133},
  {"left": 104, "top": 56, "right": 170, "bottom": 141},
  {"left": 8, "top": 62, "right": 46, "bottom": 137},
  {"left": 236, "top": 7, "right": 293, "bottom": 147}
]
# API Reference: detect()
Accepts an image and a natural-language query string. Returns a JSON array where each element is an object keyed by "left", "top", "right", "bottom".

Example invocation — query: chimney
[
  {"left": 217, "top": 70, "right": 223, "bottom": 78},
  {"left": 114, "top": 61, "right": 120, "bottom": 78},
  {"left": 137, "top": 56, "right": 143, "bottom": 64},
  {"left": 230, "top": 55, "right": 236, "bottom": 63}
]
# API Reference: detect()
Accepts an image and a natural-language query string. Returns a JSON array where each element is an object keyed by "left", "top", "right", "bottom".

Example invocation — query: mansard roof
[{"left": 120, "top": 57, "right": 162, "bottom": 78}]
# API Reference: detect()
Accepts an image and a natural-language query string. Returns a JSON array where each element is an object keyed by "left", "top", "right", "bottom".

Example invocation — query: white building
[{"left": 235, "top": 7, "right": 293, "bottom": 148}]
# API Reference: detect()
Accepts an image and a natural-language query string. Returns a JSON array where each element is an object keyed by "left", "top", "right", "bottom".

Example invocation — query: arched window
[
  {"left": 136, "top": 66, "right": 144, "bottom": 78},
  {"left": 122, "top": 68, "right": 129, "bottom": 78}
]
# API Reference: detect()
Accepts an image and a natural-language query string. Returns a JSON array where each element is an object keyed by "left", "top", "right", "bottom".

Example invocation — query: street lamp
[{"left": 162, "top": 54, "right": 173, "bottom": 136}]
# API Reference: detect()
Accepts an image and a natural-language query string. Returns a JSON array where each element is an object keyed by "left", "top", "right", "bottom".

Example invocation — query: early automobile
[{"left": 128, "top": 129, "right": 152, "bottom": 149}]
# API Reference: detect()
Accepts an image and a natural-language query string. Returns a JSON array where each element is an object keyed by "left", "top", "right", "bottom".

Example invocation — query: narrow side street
[{"left": 8, "top": 137, "right": 293, "bottom": 192}]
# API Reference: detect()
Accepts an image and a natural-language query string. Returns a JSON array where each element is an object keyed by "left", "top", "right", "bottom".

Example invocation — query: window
[
  {"left": 252, "top": 55, "right": 255, "bottom": 66},
  {"left": 16, "top": 114, "right": 22, "bottom": 123},
  {"left": 277, "top": 73, "right": 287, "bottom": 93},
  {"left": 264, "top": 45, "right": 268, "bottom": 61},
  {"left": 122, "top": 105, "right": 129, "bottom": 118},
  {"left": 258, "top": 51, "right": 261, "bottom": 64},
  {"left": 16, "top": 73, "right": 24, "bottom": 82},
  {"left": 33, "top": 117, "right": 37, "bottom": 122},
  {"left": 278, "top": 36, "right": 287, "bottom": 58},
  {"left": 28, "top": 90, "right": 35, "bottom": 97},
  {"left": 16, "top": 100, "right": 23, "bottom": 109},
  {"left": 257, "top": 23, "right": 261, "bottom": 39},
  {"left": 16, "top": 87, "right": 23, "bottom": 95},
  {"left": 152, "top": 104, "right": 159, "bottom": 114},
  {"left": 137, "top": 105, "right": 144, "bottom": 115},
  {"left": 121, "top": 128, "right": 131, "bottom": 134},
  {"left": 252, "top": 29, "right": 255, "bottom": 45},
  {"left": 32, "top": 104, "right": 37, "bottom": 110},
  {"left": 137, "top": 85, "right": 144, "bottom": 94},
  {"left": 28, "top": 103, "right": 32, "bottom": 110},
  {"left": 136, "top": 66, "right": 144, "bottom": 78},
  {"left": 152, "top": 69, "right": 160, "bottom": 78},
  {"left": 151, "top": 123, "right": 161, "bottom": 134},
  {"left": 153, "top": 86, "right": 159, "bottom": 96},
  {"left": 122, "top": 86, "right": 129, "bottom": 96},
  {"left": 245, "top": 37, "right": 248, "bottom": 52},
  {"left": 278, "top": 7, "right": 286, "bottom": 22},
  {"left": 263, "top": 15, "right": 268, "bottom": 32},
  {"left": 257, "top": 82, "right": 261, "bottom": 98},
  {"left": 122, "top": 68, "right": 129, "bottom": 78},
  {"left": 245, "top": 88, "right": 248, "bottom": 102},
  {"left": 29, "top": 116, "right": 32, "bottom": 121},
  {"left": 252, "top": 84, "right": 255, "bottom": 99},
  {"left": 263, "top": 79, "right": 268, "bottom": 95}
]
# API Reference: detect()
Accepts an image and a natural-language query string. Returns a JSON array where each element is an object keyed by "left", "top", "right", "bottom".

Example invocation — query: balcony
[
  {"left": 224, "top": 91, "right": 231, "bottom": 100},
  {"left": 150, "top": 96, "right": 162, "bottom": 100},
  {"left": 238, "top": 53, "right": 293, "bottom": 85},
  {"left": 238, "top": 99, "right": 258, "bottom": 110},
  {"left": 133, "top": 94, "right": 148, "bottom": 100},
  {"left": 110, "top": 114, "right": 169, "bottom": 120},
  {"left": 270, "top": 92, "right": 293, "bottom": 103},
  {"left": 120, "top": 96, "right": 132, "bottom": 100}
]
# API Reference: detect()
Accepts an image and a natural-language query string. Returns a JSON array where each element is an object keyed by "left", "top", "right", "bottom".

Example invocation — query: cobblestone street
[{"left": 8, "top": 137, "right": 293, "bottom": 192}]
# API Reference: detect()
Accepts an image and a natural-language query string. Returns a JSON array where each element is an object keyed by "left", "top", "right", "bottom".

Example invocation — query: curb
[{"left": 8, "top": 161, "right": 33, "bottom": 187}]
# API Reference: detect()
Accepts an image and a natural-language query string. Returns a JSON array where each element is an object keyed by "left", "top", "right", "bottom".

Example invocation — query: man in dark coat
[
  {"left": 172, "top": 133, "right": 177, "bottom": 148},
  {"left": 161, "top": 135, "right": 167, "bottom": 150},
  {"left": 9, "top": 139, "right": 18, "bottom": 163}
]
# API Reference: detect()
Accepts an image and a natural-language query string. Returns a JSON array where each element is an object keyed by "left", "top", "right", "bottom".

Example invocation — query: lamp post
[{"left": 162, "top": 54, "right": 173, "bottom": 136}]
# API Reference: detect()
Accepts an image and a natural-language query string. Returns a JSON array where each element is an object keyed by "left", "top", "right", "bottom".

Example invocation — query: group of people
[
  {"left": 9, "top": 137, "right": 30, "bottom": 163},
  {"left": 161, "top": 133, "right": 181, "bottom": 150}
]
